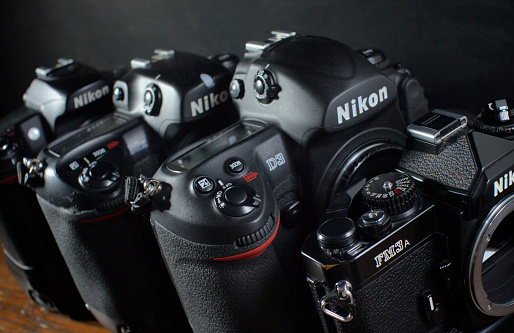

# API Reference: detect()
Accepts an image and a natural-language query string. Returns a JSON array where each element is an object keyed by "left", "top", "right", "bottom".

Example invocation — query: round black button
[
  {"left": 194, "top": 177, "right": 214, "bottom": 193},
  {"left": 89, "top": 162, "right": 112, "bottom": 180},
  {"left": 224, "top": 186, "right": 248, "bottom": 205},
  {"left": 317, "top": 217, "right": 358, "bottom": 250},
  {"left": 226, "top": 158, "right": 244, "bottom": 173}
]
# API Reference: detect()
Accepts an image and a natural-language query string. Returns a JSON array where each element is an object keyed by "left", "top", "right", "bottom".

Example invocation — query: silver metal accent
[
  {"left": 142, "top": 178, "right": 162, "bottom": 197},
  {"left": 468, "top": 193, "right": 514, "bottom": 316},
  {"left": 154, "top": 49, "right": 175, "bottom": 57},
  {"left": 152, "top": 49, "right": 175, "bottom": 61},
  {"left": 320, "top": 280, "right": 355, "bottom": 323},
  {"left": 245, "top": 41, "right": 270, "bottom": 52},
  {"left": 383, "top": 181, "right": 393, "bottom": 190},
  {"left": 35, "top": 58, "right": 75, "bottom": 78},
  {"left": 406, "top": 109, "right": 467, "bottom": 145},
  {"left": 499, "top": 110, "right": 510, "bottom": 122},
  {"left": 360, "top": 209, "right": 388, "bottom": 225},
  {"left": 269, "top": 30, "right": 297, "bottom": 41},
  {"left": 130, "top": 58, "right": 151, "bottom": 69},
  {"left": 23, "top": 158, "right": 45, "bottom": 175}
]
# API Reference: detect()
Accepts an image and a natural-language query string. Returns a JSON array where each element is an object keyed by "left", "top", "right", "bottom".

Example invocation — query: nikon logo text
[
  {"left": 191, "top": 90, "right": 229, "bottom": 117},
  {"left": 73, "top": 85, "right": 110, "bottom": 109},
  {"left": 494, "top": 169, "right": 514, "bottom": 197},
  {"left": 374, "top": 239, "right": 410, "bottom": 268},
  {"left": 336, "top": 86, "right": 389, "bottom": 124}
]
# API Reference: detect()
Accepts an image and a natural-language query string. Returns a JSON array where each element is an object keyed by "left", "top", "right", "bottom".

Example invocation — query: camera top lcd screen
[
  {"left": 166, "top": 121, "right": 264, "bottom": 172},
  {"left": 49, "top": 114, "right": 129, "bottom": 156}
]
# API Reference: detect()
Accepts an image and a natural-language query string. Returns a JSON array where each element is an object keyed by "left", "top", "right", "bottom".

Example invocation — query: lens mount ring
[{"left": 468, "top": 193, "right": 514, "bottom": 316}]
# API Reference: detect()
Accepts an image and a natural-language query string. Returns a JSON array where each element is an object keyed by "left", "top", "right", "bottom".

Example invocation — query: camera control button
[
  {"left": 194, "top": 177, "right": 214, "bottom": 194},
  {"left": 226, "top": 158, "right": 244, "bottom": 173},
  {"left": 253, "top": 69, "right": 280, "bottom": 103},
  {"left": 224, "top": 186, "right": 248, "bottom": 205},
  {"left": 215, "top": 185, "right": 260, "bottom": 216},
  {"left": 89, "top": 162, "right": 112, "bottom": 180}
]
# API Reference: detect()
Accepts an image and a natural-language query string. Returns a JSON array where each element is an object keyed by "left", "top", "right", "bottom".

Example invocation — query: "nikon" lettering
[
  {"left": 73, "top": 85, "right": 110, "bottom": 109},
  {"left": 191, "top": 90, "right": 229, "bottom": 117},
  {"left": 336, "top": 86, "right": 389, "bottom": 124},
  {"left": 374, "top": 239, "right": 410, "bottom": 268},
  {"left": 494, "top": 169, "right": 514, "bottom": 197}
]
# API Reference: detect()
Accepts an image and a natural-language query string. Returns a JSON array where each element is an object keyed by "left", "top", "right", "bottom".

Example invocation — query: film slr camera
[
  {"left": 0, "top": 58, "right": 121, "bottom": 318},
  {"left": 128, "top": 31, "right": 429, "bottom": 332},
  {"left": 302, "top": 100, "right": 514, "bottom": 332},
  {"left": 18, "top": 50, "right": 238, "bottom": 332}
]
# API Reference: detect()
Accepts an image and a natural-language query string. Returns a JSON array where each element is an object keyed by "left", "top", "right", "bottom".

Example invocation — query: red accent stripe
[
  {"left": 0, "top": 175, "right": 18, "bottom": 184},
  {"left": 80, "top": 205, "right": 130, "bottom": 223},
  {"left": 212, "top": 213, "right": 280, "bottom": 262}
]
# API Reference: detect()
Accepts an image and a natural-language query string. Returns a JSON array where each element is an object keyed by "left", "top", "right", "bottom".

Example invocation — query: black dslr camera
[
  {"left": 0, "top": 58, "right": 120, "bottom": 318},
  {"left": 19, "top": 49, "right": 238, "bottom": 333},
  {"left": 302, "top": 104, "right": 514, "bottom": 332},
  {"left": 132, "top": 31, "right": 429, "bottom": 332}
]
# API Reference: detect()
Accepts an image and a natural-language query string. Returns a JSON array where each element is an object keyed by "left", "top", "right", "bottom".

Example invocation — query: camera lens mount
[{"left": 469, "top": 193, "right": 514, "bottom": 316}]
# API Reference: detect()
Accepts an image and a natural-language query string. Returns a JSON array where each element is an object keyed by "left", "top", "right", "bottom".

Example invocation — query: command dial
[
  {"left": 361, "top": 172, "right": 418, "bottom": 216},
  {"left": 215, "top": 184, "right": 261, "bottom": 217}
]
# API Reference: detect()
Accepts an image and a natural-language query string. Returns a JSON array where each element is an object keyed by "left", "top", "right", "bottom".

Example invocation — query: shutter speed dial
[
  {"left": 361, "top": 172, "right": 418, "bottom": 216},
  {"left": 215, "top": 184, "right": 261, "bottom": 217}
]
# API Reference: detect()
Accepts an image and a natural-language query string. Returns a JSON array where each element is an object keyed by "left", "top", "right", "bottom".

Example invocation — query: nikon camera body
[
  {"left": 20, "top": 50, "right": 238, "bottom": 332},
  {"left": 302, "top": 106, "right": 514, "bottom": 332},
  {"left": 137, "top": 31, "right": 429, "bottom": 332},
  {"left": 0, "top": 58, "right": 120, "bottom": 318}
]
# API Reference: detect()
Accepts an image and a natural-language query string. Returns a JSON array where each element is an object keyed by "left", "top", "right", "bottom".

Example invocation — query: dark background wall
[{"left": 2, "top": 0, "right": 514, "bottom": 117}]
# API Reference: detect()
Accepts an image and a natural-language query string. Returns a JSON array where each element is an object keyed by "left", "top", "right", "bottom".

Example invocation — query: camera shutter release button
[
  {"left": 89, "top": 162, "right": 112, "bottom": 180},
  {"left": 224, "top": 186, "right": 248, "bottom": 205}
]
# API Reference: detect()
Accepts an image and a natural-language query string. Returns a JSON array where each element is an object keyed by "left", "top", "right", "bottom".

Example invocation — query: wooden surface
[{"left": 0, "top": 252, "right": 109, "bottom": 333}]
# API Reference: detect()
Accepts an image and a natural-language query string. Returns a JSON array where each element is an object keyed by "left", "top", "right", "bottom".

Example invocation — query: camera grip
[
  {"left": 37, "top": 195, "right": 190, "bottom": 332},
  {"left": 0, "top": 183, "right": 89, "bottom": 318},
  {"left": 152, "top": 219, "right": 299, "bottom": 333}
]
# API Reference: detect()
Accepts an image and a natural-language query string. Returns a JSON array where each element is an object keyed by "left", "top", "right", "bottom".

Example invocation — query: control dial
[
  {"left": 253, "top": 69, "right": 280, "bottom": 103},
  {"left": 215, "top": 184, "right": 261, "bottom": 217},
  {"left": 361, "top": 172, "right": 418, "bottom": 216},
  {"left": 143, "top": 84, "right": 162, "bottom": 116},
  {"left": 79, "top": 160, "right": 120, "bottom": 191},
  {"left": 475, "top": 98, "right": 514, "bottom": 138}
]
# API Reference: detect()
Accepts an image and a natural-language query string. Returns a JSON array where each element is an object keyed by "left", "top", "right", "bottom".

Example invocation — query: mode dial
[
  {"left": 474, "top": 98, "right": 514, "bottom": 138},
  {"left": 361, "top": 172, "right": 418, "bottom": 216}
]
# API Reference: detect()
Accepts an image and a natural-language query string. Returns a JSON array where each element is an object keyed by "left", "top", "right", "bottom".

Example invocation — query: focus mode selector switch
[
  {"left": 215, "top": 184, "right": 261, "bottom": 217},
  {"left": 79, "top": 161, "right": 120, "bottom": 191}
]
